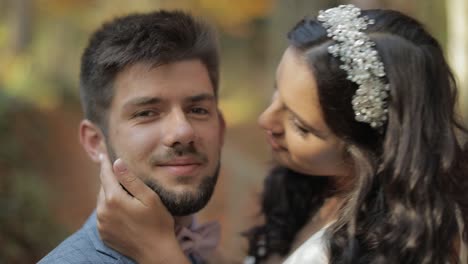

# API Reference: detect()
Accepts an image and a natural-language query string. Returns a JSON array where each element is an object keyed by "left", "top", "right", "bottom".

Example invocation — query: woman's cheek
[{"left": 295, "top": 142, "right": 343, "bottom": 175}]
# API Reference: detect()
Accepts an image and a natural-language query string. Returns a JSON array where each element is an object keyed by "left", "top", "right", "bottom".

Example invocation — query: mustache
[{"left": 149, "top": 143, "right": 208, "bottom": 164}]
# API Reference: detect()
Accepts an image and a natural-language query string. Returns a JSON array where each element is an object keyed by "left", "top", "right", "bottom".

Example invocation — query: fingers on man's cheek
[
  {"left": 103, "top": 186, "right": 122, "bottom": 206},
  {"left": 97, "top": 188, "right": 105, "bottom": 205}
]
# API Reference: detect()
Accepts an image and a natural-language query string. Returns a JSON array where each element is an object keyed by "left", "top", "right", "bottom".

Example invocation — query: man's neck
[{"left": 174, "top": 215, "right": 194, "bottom": 228}]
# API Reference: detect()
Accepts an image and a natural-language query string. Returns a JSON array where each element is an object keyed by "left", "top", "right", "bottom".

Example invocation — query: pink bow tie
[{"left": 176, "top": 220, "right": 221, "bottom": 260}]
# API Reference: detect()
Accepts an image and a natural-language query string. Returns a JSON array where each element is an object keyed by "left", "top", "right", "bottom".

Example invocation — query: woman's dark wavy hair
[{"left": 246, "top": 9, "right": 468, "bottom": 263}]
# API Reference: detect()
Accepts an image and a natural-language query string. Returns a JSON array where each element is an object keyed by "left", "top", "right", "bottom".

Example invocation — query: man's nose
[{"left": 162, "top": 110, "right": 196, "bottom": 147}]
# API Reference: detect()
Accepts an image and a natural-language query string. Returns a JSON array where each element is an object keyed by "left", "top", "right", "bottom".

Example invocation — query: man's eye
[
  {"left": 134, "top": 110, "right": 158, "bottom": 118},
  {"left": 190, "top": 107, "right": 209, "bottom": 115}
]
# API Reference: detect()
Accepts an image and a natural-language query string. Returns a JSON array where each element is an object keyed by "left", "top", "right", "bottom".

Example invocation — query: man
[{"left": 39, "top": 10, "right": 225, "bottom": 264}]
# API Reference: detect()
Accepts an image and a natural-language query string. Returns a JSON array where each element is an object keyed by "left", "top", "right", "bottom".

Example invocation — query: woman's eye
[
  {"left": 294, "top": 123, "right": 309, "bottom": 135},
  {"left": 289, "top": 116, "right": 309, "bottom": 136}
]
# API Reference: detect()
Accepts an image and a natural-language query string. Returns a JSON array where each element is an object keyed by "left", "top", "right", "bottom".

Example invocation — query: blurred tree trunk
[
  {"left": 7, "top": 0, "right": 32, "bottom": 54},
  {"left": 378, "top": 0, "right": 447, "bottom": 47},
  {"left": 348, "top": 0, "right": 383, "bottom": 9},
  {"left": 414, "top": 0, "right": 448, "bottom": 51},
  {"left": 447, "top": 0, "right": 468, "bottom": 124},
  {"left": 264, "top": 0, "right": 339, "bottom": 98}
]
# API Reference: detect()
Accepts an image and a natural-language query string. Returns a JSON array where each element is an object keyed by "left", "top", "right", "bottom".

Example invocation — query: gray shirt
[{"left": 38, "top": 211, "right": 136, "bottom": 264}]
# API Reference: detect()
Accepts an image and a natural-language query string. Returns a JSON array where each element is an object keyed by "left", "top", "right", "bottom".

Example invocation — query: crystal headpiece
[{"left": 317, "top": 5, "right": 389, "bottom": 129}]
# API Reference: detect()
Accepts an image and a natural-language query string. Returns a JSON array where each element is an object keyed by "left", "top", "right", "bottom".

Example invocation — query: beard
[
  {"left": 105, "top": 140, "right": 220, "bottom": 216},
  {"left": 144, "top": 162, "right": 220, "bottom": 216}
]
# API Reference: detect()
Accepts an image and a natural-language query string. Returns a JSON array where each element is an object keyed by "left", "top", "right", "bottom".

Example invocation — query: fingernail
[
  {"left": 98, "top": 153, "right": 103, "bottom": 161},
  {"left": 114, "top": 159, "right": 128, "bottom": 174}
]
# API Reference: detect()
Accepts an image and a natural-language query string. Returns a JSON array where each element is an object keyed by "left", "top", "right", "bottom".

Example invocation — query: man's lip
[
  {"left": 158, "top": 158, "right": 202, "bottom": 166},
  {"left": 157, "top": 158, "right": 204, "bottom": 176},
  {"left": 159, "top": 164, "right": 201, "bottom": 176}
]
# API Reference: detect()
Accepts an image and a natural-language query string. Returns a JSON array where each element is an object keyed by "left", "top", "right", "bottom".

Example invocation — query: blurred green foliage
[{"left": 0, "top": 91, "right": 66, "bottom": 263}]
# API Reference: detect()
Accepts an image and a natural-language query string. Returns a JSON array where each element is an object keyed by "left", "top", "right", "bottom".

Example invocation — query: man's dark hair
[{"left": 79, "top": 10, "right": 219, "bottom": 133}]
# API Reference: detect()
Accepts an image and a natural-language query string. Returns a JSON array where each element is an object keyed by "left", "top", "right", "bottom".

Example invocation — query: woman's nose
[{"left": 258, "top": 100, "right": 284, "bottom": 136}]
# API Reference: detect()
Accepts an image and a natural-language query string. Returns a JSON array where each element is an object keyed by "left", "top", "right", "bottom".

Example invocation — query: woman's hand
[{"left": 96, "top": 153, "right": 190, "bottom": 264}]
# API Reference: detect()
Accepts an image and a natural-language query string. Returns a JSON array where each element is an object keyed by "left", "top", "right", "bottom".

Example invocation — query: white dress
[
  {"left": 282, "top": 224, "right": 330, "bottom": 264},
  {"left": 282, "top": 219, "right": 467, "bottom": 264}
]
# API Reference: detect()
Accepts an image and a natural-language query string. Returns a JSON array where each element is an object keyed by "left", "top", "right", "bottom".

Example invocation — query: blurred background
[{"left": 1, "top": 0, "right": 467, "bottom": 263}]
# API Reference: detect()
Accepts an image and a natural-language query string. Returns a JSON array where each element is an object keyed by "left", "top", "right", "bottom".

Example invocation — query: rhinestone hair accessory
[{"left": 317, "top": 5, "right": 389, "bottom": 128}]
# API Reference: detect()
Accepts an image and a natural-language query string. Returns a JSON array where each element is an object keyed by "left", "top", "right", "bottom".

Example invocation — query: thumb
[
  {"left": 113, "top": 158, "right": 129, "bottom": 176},
  {"left": 112, "top": 158, "right": 154, "bottom": 207}
]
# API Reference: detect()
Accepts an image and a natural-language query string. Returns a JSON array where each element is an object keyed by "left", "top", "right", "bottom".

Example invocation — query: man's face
[{"left": 106, "top": 60, "right": 224, "bottom": 216}]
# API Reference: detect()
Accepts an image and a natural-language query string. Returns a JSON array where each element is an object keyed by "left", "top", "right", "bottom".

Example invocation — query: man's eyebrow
[
  {"left": 123, "top": 94, "right": 215, "bottom": 109},
  {"left": 123, "top": 97, "right": 162, "bottom": 109},
  {"left": 186, "top": 93, "right": 216, "bottom": 103},
  {"left": 286, "top": 106, "right": 328, "bottom": 139}
]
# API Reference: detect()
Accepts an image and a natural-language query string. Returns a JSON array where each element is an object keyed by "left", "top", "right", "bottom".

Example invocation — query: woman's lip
[{"left": 266, "top": 135, "right": 287, "bottom": 151}]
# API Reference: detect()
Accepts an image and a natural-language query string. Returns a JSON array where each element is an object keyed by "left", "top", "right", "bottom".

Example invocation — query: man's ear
[{"left": 79, "top": 119, "right": 106, "bottom": 163}]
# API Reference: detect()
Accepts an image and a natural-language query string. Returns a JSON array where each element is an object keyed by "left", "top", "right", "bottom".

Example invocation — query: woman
[{"left": 96, "top": 5, "right": 468, "bottom": 263}]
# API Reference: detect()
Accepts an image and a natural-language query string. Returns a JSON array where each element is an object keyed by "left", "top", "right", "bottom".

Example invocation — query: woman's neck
[
  {"left": 314, "top": 195, "right": 343, "bottom": 228},
  {"left": 290, "top": 195, "right": 344, "bottom": 252}
]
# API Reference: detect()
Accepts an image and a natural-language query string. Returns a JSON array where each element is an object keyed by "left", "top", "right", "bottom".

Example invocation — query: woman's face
[{"left": 259, "top": 47, "right": 350, "bottom": 177}]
